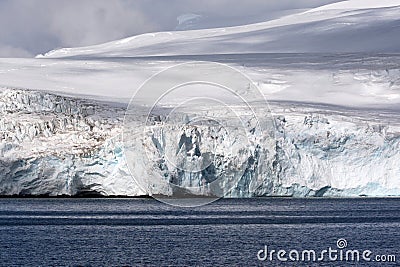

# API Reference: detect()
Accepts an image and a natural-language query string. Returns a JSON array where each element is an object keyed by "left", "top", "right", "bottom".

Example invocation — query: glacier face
[
  {"left": 1, "top": 88, "right": 399, "bottom": 197},
  {"left": 0, "top": 89, "right": 142, "bottom": 196}
]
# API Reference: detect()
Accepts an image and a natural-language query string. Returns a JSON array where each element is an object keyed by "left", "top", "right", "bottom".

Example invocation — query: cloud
[
  {"left": 0, "top": 44, "right": 32, "bottom": 57},
  {"left": 0, "top": 0, "right": 157, "bottom": 57},
  {"left": 0, "top": 0, "right": 341, "bottom": 57},
  {"left": 46, "top": 0, "right": 156, "bottom": 47}
]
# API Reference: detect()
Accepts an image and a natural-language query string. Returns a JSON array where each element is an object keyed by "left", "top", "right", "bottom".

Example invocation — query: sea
[{"left": 0, "top": 198, "right": 399, "bottom": 266}]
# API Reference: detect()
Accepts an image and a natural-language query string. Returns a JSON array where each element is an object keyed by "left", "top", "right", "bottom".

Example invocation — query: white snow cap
[{"left": 307, "top": 0, "right": 400, "bottom": 12}]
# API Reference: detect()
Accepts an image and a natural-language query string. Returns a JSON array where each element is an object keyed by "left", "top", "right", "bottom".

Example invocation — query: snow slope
[
  {"left": 39, "top": 0, "right": 400, "bottom": 58},
  {"left": 308, "top": 0, "right": 400, "bottom": 11},
  {"left": 1, "top": 54, "right": 400, "bottom": 109}
]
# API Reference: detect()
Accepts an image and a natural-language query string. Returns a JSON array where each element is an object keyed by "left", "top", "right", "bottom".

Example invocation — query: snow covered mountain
[
  {"left": 39, "top": 0, "right": 400, "bottom": 58},
  {"left": 0, "top": 0, "right": 400, "bottom": 197}
]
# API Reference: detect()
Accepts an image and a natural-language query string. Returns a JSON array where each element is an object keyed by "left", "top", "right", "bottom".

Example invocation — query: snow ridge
[{"left": 39, "top": 0, "right": 400, "bottom": 58}]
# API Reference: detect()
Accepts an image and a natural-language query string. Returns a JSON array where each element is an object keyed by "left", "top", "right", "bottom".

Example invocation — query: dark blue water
[{"left": 0, "top": 198, "right": 399, "bottom": 266}]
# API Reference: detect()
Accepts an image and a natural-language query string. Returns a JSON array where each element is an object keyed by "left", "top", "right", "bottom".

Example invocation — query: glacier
[
  {"left": 1, "top": 88, "right": 399, "bottom": 197},
  {"left": 1, "top": 0, "right": 400, "bottom": 197},
  {"left": 0, "top": 89, "right": 142, "bottom": 196}
]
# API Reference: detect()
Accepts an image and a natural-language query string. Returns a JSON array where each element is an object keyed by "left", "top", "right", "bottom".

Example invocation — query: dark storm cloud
[{"left": 0, "top": 0, "right": 342, "bottom": 57}]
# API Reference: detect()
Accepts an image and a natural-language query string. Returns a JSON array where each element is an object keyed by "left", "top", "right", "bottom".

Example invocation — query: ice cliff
[
  {"left": 0, "top": 89, "right": 141, "bottom": 196},
  {"left": 1, "top": 88, "right": 399, "bottom": 197}
]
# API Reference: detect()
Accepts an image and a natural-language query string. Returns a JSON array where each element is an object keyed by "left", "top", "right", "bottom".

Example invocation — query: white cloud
[
  {"left": 0, "top": 0, "right": 157, "bottom": 57},
  {"left": 46, "top": 0, "right": 156, "bottom": 47},
  {"left": 0, "top": 44, "right": 32, "bottom": 57}
]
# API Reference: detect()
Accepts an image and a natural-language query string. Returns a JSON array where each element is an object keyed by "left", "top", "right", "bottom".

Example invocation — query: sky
[{"left": 0, "top": 0, "right": 342, "bottom": 58}]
